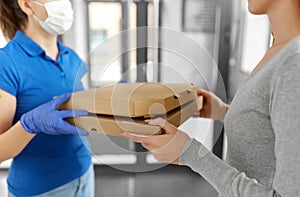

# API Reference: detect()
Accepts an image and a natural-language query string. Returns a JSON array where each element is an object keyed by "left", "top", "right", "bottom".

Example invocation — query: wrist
[
  {"left": 224, "top": 104, "right": 229, "bottom": 113},
  {"left": 220, "top": 104, "right": 229, "bottom": 121},
  {"left": 20, "top": 114, "right": 37, "bottom": 134}
]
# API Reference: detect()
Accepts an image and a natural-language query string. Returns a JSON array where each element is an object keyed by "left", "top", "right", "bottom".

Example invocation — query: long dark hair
[{"left": 0, "top": 0, "right": 27, "bottom": 40}]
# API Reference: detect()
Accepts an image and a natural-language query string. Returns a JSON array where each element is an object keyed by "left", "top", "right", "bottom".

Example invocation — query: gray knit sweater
[{"left": 179, "top": 37, "right": 300, "bottom": 197}]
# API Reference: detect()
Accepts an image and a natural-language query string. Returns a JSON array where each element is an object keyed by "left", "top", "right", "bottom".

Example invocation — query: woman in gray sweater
[{"left": 121, "top": 0, "right": 300, "bottom": 196}]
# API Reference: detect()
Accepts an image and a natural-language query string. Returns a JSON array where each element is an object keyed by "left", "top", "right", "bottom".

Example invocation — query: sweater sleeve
[
  {"left": 179, "top": 139, "right": 280, "bottom": 197},
  {"left": 178, "top": 55, "right": 300, "bottom": 197},
  {"left": 269, "top": 54, "right": 300, "bottom": 196}
]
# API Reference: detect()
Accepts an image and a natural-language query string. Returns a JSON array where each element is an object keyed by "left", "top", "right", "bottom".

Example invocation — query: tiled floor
[
  {"left": 94, "top": 165, "right": 217, "bottom": 197},
  {"left": 0, "top": 165, "right": 218, "bottom": 197}
]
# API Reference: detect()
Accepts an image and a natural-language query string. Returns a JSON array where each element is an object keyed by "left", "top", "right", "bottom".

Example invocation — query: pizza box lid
[{"left": 59, "top": 83, "right": 199, "bottom": 118}]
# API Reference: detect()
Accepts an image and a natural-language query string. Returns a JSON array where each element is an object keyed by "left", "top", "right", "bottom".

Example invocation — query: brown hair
[{"left": 0, "top": 0, "right": 28, "bottom": 40}]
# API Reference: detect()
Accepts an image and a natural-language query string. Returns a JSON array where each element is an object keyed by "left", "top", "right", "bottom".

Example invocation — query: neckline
[{"left": 247, "top": 35, "right": 300, "bottom": 79}]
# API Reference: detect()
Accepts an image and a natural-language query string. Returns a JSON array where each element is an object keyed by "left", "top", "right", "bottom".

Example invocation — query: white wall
[{"left": 0, "top": 31, "right": 7, "bottom": 48}]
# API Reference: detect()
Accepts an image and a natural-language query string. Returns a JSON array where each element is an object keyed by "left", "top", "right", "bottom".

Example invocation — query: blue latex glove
[{"left": 20, "top": 93, "right": 89, "bottom": 136}]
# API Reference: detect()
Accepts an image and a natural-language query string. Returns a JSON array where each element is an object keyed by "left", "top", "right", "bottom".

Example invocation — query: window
[
  {"left": 88, "top": 2, "right": 123, "bottom": 86},
  {"left": 87, "top": 1, "right": 156, "bottom": 87}
]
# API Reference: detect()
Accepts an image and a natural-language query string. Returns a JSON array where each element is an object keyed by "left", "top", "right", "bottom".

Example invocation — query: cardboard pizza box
[
  {"left": 66, "top": 97, "right": 202, "bottom": 136},
  {"left": 59, "top": 83, "right": 199, "bottom": 117},
  {"left": 58, "top": 83, "right": 203, "bottom": 136}
]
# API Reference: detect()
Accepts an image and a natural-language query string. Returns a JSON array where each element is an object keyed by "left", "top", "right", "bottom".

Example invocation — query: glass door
[{"left": 87, "top": 0, "right": 157, "bottom": 87}]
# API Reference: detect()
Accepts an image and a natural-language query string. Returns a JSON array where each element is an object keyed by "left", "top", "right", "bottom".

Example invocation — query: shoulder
[
  {"left": 270, "top": 52, "right": 300, "bottom": 97},
  {"left": 66, "top": 46, "right": 80, "bottom": 57},
  {"left": 272, "top": 38, "right": 300, "bottom": 77},
  {"left": 267, "top": 39, "right": 300, "bottom": 97},
  {"left": 281, "top": 36, "right": 300, "bottom": 64},
  {"left": 0, "top": 42, "right": 23, "bottom": 85},
  {"left": 276, "top": 53, "right": 300, "bottom": 77},
  {"left": 0, "top": 40, "right": 21, "bottom": 59},
  {"left": 58, "top": 42, "right": 89, "bottom": 74},
  {"left": 0, "top": 43, "right": 17, "bottom": 67}
]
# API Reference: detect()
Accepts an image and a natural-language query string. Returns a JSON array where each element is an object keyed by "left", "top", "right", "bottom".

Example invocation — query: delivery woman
[
  {"left": 0, "top": 0, "right": 94, "bottom": 196},
  {"left": 122, "top": 0, "right": 300, "bottom": 196}
]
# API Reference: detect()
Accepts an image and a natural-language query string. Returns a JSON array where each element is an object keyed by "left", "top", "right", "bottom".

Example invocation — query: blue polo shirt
[{"left": 0, "top": 31, "right": 92, "bottom": 196}]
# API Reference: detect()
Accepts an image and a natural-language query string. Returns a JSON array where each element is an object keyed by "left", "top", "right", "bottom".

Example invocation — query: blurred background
[{"left": 0, "top": 0, "right": 271, "bottom": 196}]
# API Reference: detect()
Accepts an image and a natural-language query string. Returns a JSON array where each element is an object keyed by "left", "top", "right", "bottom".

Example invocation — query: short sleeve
[{"left": 0, "top": 50, "right": 19, "bottom": 96}]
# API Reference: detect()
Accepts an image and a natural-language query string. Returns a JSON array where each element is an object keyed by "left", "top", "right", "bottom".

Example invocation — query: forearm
[
  {"left": 210, "top": 103, "right": 229, "bottom": 121},
  {"left": 179, "top": 139, "right": 282, "bottom": 197},
  {"left": 0, "top": 121, "right": 35, "bottom": 163},
  {"left": 199, "top": 90, "right": 229, "bottom": 121}
]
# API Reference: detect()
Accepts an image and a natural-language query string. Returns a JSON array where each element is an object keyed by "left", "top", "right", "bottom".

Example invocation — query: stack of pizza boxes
[{"left": 58, "top": 83, "right": 203, "bottom": 136}]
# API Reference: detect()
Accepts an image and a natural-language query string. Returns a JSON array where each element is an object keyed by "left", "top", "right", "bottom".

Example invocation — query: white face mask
[{"left": 32, "top": 0, "right": 74, "bottom": 35}]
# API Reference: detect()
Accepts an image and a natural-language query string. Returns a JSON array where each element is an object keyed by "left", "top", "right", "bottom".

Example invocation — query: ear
[{"left": 18, "top": 0, "right": 34, "bottom": 16}]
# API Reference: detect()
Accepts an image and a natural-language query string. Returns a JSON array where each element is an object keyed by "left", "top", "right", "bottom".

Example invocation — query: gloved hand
[{"left": 20, "top": 93, "right": 89, "bottom": 136}]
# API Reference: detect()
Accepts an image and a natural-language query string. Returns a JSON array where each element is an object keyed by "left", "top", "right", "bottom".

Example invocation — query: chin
[
  {"left": 247, "top": 1, "right": 268, "bottom": 15},
  {"left": 248, "top": 7, "right": 261, "bottom": 15},
  {"left": 248, "top": 7, "right": 265, "bottom": 15}
]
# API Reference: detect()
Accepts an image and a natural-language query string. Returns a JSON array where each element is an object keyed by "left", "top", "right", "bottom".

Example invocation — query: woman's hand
[
  {"left": 120, "top": 118, "right": 191, "bottom": 164},
  {"left": 197, "top": 89, "right": 229, "bottom": 121}
]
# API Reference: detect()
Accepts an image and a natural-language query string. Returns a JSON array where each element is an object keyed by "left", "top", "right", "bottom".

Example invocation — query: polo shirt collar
[
  {"left": 57, "top": 41, "right": 69, "bottom": 55},
  {"left": 13, "top": 31, "right": 69, "bottom": 57}
]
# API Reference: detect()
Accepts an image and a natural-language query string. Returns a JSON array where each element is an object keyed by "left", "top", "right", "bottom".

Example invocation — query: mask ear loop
[
  {"left": 32, "top": 15, "right": 44, "bottom": 23},
  {"left": 31, "top": 1, "right": 47, "bottom": 23},
  {"left": 31, "top": 1, "right": 45, "bottom": 7}
]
